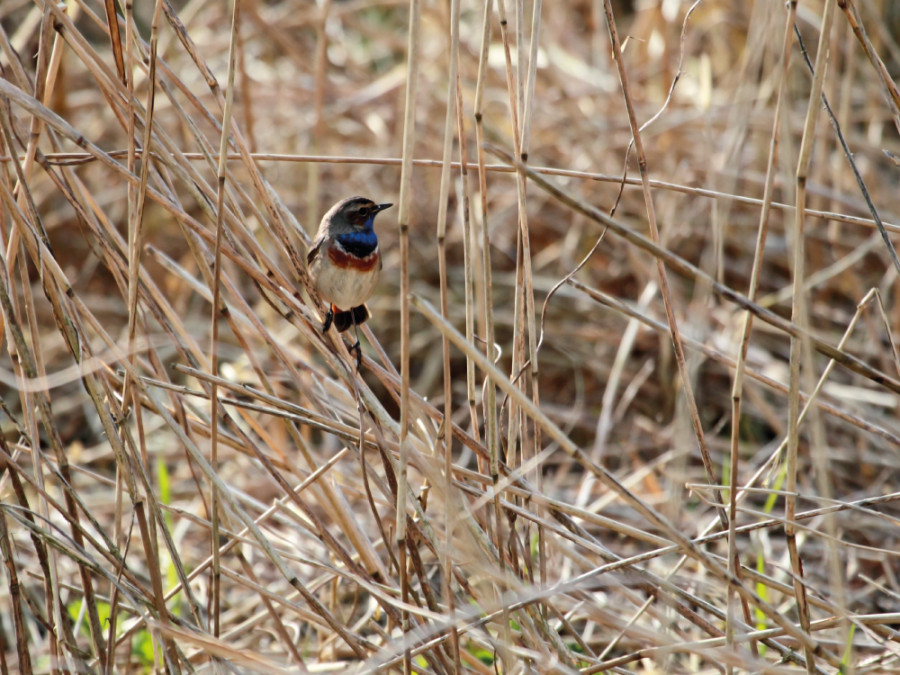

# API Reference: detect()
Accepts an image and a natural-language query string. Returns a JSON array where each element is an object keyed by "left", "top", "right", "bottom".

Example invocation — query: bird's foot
[
  {"left": 349, "top": 339, "right": 362, "bottom": 371},
  {"left": 321, "top": 309, "right": 333, "bottom": 333}
]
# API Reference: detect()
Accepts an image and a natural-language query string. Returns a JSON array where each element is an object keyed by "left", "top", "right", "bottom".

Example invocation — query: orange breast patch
[{"left": 327, "top": 244, "right": 379, "bottom": 272}]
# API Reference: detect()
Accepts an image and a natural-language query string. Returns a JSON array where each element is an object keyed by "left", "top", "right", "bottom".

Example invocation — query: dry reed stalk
[{"left": 0, "top": 1, "right": 898, "bottom": 672}]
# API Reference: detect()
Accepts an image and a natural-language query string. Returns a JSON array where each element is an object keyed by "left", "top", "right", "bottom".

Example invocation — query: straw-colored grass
[{"left": 1, "top": 0, "right": 899, "bottom": 672}]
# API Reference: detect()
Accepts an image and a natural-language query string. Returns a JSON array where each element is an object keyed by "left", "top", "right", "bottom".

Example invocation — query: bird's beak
[{"left": 377, "top": 203, "right": 393, "bottom": 213}]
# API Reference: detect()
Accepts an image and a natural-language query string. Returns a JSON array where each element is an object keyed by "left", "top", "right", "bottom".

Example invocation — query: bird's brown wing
[{"left": 307, "top": 236, "right": 324, "bottom": 266}]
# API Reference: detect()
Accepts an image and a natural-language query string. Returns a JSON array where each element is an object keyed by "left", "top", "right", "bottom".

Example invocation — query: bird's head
[{"left": 325, "top": 196, "right": 392, "bottom": 234}]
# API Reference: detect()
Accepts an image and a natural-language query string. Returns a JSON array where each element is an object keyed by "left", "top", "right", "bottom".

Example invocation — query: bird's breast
[
  {"left": 326, "top": 242, "right": 380, "bottom": 272},
  {"left": 309, "top": 239, "right": 381, "bottom": 310}
]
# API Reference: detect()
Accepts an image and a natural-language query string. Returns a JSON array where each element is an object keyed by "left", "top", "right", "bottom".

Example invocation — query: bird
[{"left": 307, "top": 196, "right": 392, "bottom": 368}]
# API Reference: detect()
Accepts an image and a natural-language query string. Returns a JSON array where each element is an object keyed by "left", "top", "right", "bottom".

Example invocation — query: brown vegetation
[{"left": 1, "top": 0, "right": 899, "bottom": 672}]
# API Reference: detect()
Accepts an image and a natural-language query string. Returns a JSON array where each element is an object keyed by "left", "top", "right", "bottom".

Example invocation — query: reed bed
[{"left": 1, "top": 0, "right": 899, "bottom": 672}]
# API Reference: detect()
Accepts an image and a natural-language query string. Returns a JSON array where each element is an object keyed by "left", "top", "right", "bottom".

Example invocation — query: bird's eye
[{"left": 358, "top": 206, "right": 370, "bottom": 216}]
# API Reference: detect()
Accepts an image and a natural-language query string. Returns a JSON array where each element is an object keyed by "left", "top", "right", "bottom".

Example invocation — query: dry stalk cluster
[{"left": 0, "top": 0, "right": 899, "bottom": 672}]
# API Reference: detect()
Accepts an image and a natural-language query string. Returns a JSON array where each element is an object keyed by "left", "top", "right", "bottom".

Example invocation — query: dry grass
[{"left": 1, "top": 0, "right": 899, "bottom": 672}]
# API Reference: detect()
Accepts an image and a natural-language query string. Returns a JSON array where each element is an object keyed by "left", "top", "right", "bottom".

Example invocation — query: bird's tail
[{"left": 333, "top": 304, "right": 370, "bottom": 332}]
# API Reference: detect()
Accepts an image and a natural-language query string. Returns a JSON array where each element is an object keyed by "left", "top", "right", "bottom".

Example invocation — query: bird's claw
[{"left": 350, "top": 339, "right": 362, "bottom": 371}]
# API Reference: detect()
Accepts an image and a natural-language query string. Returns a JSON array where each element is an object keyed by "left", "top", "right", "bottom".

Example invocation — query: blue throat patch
[{"left": 337, "top": 230, "right": 378, "bottom": 257}]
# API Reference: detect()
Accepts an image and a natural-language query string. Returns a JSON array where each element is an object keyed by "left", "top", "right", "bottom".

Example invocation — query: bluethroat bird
[{"left": 307, "top": 196, "right": 392, "bottom": 368}]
